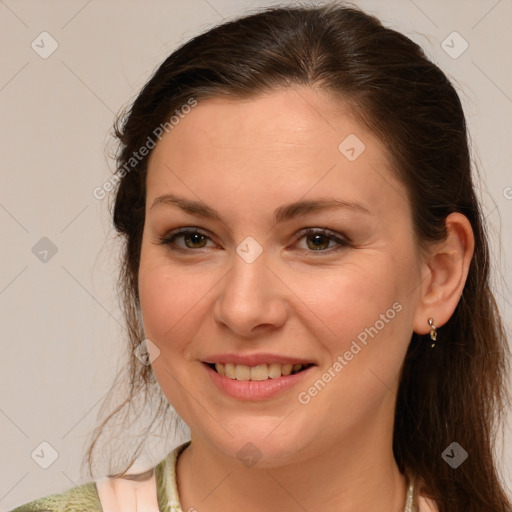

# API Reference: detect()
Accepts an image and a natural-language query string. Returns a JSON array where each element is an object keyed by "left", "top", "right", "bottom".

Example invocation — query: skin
[{"left": 138, "top": 86, "right": 474, "bottom": 512}]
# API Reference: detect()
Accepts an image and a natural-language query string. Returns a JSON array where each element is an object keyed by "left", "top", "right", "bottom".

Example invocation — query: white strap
[{"left": 95, "top": 469, "right": 160, "bottom": 512}]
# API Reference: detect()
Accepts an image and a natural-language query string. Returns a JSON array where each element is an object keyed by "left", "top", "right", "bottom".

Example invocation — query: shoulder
[
  {"left": 9, "top": 481, "right": 102, "bottom": 512},
  {"left": 9, "top": 441, "right": 190, "bottom": 512},
  {"left": 418, "top": 494, "right": 439, "bottom": 512},
  {"left": 93, "top": 441, "right": 190, "bottom": 512},
  {"left": 409, "top": 473, "right": 439, "bottom": 512}
]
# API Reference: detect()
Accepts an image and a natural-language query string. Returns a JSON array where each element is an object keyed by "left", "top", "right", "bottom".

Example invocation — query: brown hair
[{"left": 84, "top": 3, "right": 512, "bottom": 510}]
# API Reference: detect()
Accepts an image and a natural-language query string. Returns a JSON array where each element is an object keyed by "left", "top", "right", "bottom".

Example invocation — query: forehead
[
  {"left": 145, "top": 87, "right": 409, "bottom": 223},
  {"left": 150, "top": 87, "right": 374, "bottom": 160}
]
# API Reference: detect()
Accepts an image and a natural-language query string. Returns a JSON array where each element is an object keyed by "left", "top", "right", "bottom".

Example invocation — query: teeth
[
  {"left": 212, "top": 362, "right": 308, "bottom": 380},
  {"left": 251, "top": 365, "right": 269, "bottom": 381},
  {"left": 281, "top": 364, "right": 293, "bottom": 376},
  {"left": 225, "top": 363, "right": 236, "bottom": 379},
  {"left": 268, "top": 363, "right": 282, "bottom": 379},
  {"left": 235, "top": 364, "right": 251, "bottom": 380}
]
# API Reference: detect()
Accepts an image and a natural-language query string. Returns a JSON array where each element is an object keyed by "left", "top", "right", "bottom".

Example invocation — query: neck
[{"left": 176, "top": 428, "right": 408, "bottom": 512}]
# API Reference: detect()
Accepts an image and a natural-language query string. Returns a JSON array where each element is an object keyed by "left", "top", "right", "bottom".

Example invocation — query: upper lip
[{"left": 202, "top": 353, "right": 316, "bottom": 366}]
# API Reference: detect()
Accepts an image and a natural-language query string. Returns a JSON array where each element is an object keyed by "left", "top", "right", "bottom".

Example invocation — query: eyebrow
[{"left": 150, "top": 193, "right": 373, "bottom": 223}]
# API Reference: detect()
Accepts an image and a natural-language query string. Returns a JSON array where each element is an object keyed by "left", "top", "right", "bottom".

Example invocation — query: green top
[{"left": 9, "top": 441, "right": 191, "bottom": 512}]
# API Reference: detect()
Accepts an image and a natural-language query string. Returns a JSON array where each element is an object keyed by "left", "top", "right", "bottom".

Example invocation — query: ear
[{"left": 413, "top": 212, "right": 475, "bottom": 335}]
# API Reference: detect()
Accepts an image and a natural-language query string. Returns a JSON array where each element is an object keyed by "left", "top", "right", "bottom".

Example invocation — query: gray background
[{"left": 1, "top": 0, "right": 511, "bottom": 509}]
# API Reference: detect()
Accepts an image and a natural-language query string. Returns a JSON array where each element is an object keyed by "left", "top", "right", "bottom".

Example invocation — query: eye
[
  {"left": 158, "top": 227, "right": 350, "bottom": 255},
  {"left": 293, "top": 228, "right": 350, "bottom": 254},
  {"left": 158, "top": 228, "right": 215, "bottom": 251}
]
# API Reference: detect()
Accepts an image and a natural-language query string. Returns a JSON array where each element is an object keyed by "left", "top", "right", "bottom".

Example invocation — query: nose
[{"left": 213, "top": 251, "right": 288, "bottom": 338}]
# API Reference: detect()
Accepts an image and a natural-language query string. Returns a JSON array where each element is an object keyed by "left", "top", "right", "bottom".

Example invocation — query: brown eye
[
  {"left": 305, "top": 233, "right": 331, "bottom": 251},
  {"left": 182, "top": 232, "right": 208, "bottom": 249},
  {"left": 158, "top": 228, "right": 213, "bottom": 251},
  {"left": 295, "top": 228, "right": 350, "bottom": 254}
]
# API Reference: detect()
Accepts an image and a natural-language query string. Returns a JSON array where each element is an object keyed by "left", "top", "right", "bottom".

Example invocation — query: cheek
[
  {"left": 291, "top": 263, "right": 413, "bottom": 421},
  {"left": 289, "top": 254, "right": 415, "bottom": 405},
  {"left": 137, "top": 261, "right": 211, "bottom": 408},
  {"left": 292, "top": 258, "right": 404, "bottom": 348},
  {"left": 138, "top": 258, "right": 211, "bottom": 356}
]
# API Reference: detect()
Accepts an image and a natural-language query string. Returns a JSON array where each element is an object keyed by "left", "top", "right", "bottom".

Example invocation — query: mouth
[{"left": 203, "top": 362, "right": 315, "bottom": 381}]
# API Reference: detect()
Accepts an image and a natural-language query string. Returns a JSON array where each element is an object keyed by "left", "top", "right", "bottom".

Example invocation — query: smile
[
  {"left": 206, "top": 362, "right": 314, "bottom": 381},
  {"left": 202, "top": 361, "right": 317, "bottom": 401}
]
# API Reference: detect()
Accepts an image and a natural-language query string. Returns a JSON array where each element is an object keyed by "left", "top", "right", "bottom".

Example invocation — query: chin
[{"left": 203, "top": 426, "right": 313, "bottom": 469}]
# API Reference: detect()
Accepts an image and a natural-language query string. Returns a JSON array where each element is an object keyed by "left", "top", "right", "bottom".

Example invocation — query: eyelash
[{"left": 157, "top": 227, "right": 350, "bottom": 255}]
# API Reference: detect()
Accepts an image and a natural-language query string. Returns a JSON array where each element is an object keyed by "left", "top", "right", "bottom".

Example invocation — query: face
[{"left": 138, "top": 86, "right": 423, "bottom": 466}]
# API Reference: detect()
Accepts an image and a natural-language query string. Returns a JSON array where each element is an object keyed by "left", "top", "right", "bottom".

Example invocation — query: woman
[{"left": 10, "top": 3, "right": 511, "bottom": 512}]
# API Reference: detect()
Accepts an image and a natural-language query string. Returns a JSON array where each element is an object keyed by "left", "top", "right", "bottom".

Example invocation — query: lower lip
[{"left": 203, "top": 363, "right": 315, "bottom": 401}]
